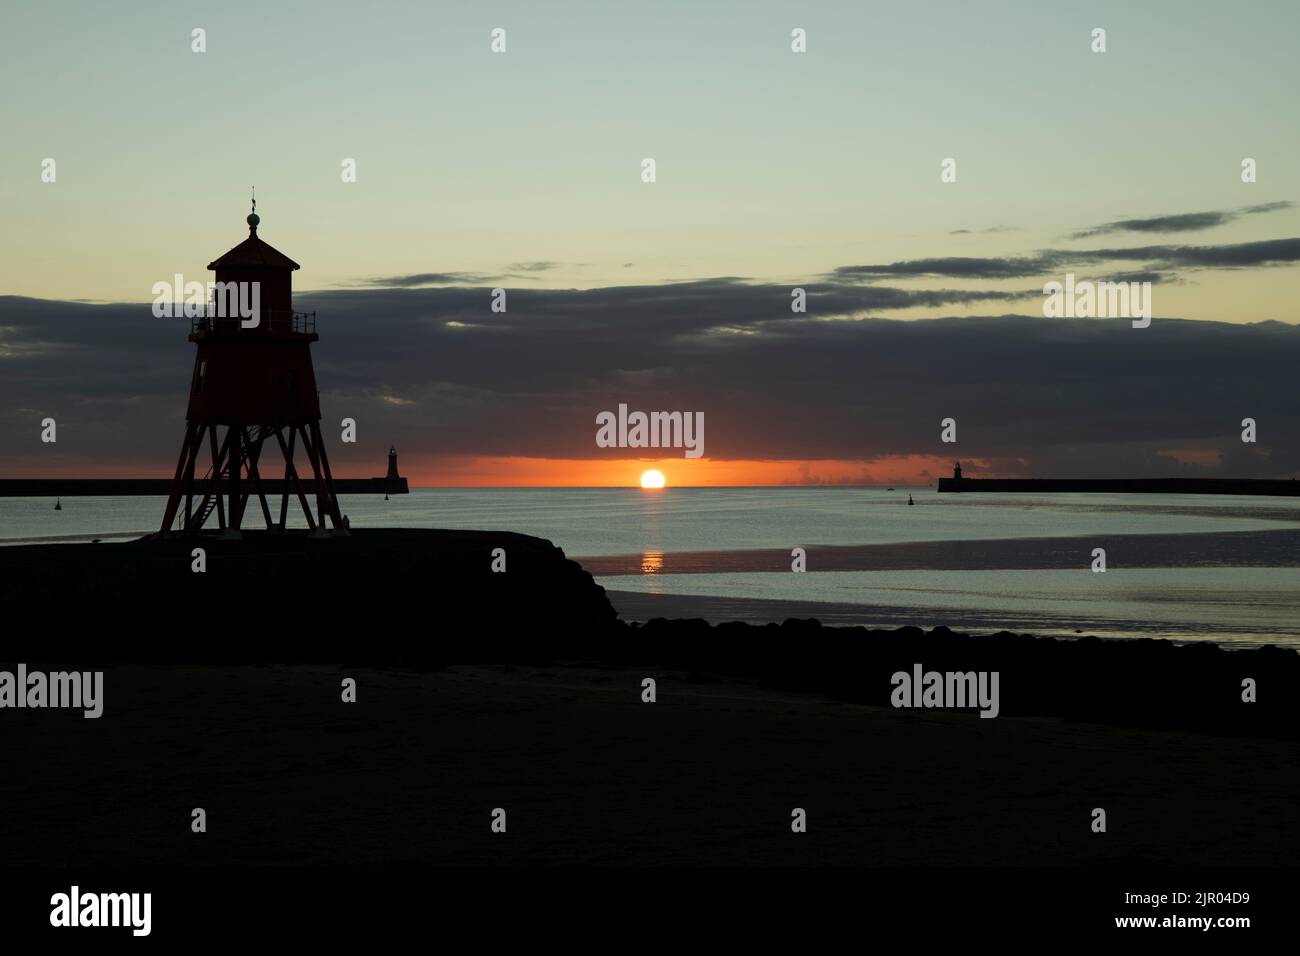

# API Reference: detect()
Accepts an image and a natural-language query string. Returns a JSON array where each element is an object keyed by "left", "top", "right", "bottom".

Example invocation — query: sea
[{"left": 3, "top": 488, "right": 1299, "bottom": 648}]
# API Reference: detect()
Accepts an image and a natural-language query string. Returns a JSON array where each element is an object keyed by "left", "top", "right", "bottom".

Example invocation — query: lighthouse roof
[{"left": 207, "top": 233, "right": 300, "bottom": 271}]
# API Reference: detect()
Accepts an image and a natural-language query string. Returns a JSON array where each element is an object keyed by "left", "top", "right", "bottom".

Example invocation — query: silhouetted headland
[{"left": 0, "top": 528, "right": 608, "bottom": 632}]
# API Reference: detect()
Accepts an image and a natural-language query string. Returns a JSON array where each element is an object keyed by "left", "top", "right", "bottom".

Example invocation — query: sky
[{"left": 2, "top": 0, "right": 1299, "bottom": 485}]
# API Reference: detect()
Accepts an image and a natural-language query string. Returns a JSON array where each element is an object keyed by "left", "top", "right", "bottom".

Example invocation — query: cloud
[
  {"left": 3, "top": 285, "right": 1298, "bottom": 479},
  {"left": 1069, "top": 201, "right": 1294, "bottom": 239},
  {"left": 1073, "top": 236, "right": 1300, "bottom": 269},
  {"left": 830, "top": 236, "right": 1300, "bottom": 284},
  {"left": 362, "top": 261, "right": 560, "bottom": 287},
  {"left": 1099, "top": 270, "right": 1170, "bottom": 286},
  {"left": 360, "top": 272, "right": 494, "bottom": 287},
  {"left": 950, "top": 225, "right": 1018, "bottom": 235},
  {"left": 831, "top": 257, "right": 1056, "bottom": 281}
]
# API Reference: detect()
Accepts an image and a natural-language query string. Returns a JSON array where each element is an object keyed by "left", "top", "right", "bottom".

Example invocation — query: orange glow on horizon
[{"left": 388, "top": 454, "right": 967, "bottom": 487}]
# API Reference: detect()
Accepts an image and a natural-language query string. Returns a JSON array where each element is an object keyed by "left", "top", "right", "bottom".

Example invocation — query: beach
[
  {"left": 0, "top": 523, "right": 1296, "bottom": 870},
  {"left": 2, "top": 661, "right": 1296, "bottom": 867}
]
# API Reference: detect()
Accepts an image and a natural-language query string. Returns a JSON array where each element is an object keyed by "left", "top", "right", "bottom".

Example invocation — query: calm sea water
[{"left": 3, "top": 488, "right": 1299, "bottom": 646}]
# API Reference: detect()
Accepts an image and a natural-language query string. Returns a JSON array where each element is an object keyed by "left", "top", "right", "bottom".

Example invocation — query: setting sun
[{"left": 639, "top": 469, "right": 666, "bottom": 489}]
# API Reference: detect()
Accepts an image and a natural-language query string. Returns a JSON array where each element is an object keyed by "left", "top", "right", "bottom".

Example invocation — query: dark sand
[{"left": 2, "top": 663, "right": 1296, "bottom": 867}]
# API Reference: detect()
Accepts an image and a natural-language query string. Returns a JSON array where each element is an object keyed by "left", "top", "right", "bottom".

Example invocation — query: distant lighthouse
[{"left": 158, "top": 199, "right": 345, "bottom": 538}]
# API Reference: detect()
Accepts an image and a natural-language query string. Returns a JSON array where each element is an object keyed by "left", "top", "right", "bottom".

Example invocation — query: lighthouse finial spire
[{"left": 247, "top": 186, "right": 260, "bottom": 236}]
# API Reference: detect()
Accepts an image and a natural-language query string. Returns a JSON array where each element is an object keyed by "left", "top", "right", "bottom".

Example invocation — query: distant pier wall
[
  {"left": 937, "top": 477, "right": 1300, "bottom": 496},
  {"left": 0, "top": 477, "right": 409, "bottom": 497}
]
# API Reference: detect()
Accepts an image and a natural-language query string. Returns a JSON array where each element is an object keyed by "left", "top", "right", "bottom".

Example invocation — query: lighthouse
[{"left": 158, "top": 200, "right": 345, "bottom": 538}]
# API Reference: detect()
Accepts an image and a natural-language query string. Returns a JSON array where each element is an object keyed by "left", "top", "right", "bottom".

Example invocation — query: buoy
[
  {"left": 907, "top": 495, "right": 914, "bottom": 506},
  {"left": 54, "top": 499, "right": 62, "bottom": 511}
]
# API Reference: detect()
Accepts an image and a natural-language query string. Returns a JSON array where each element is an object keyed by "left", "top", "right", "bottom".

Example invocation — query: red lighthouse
[{"left": 159, "top": 201, "right": 345, "bottom": 538}]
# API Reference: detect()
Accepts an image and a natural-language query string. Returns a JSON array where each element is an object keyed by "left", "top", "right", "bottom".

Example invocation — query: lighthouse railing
[{"left": 191, "top": 310, "right": 317, "bottom": 336}]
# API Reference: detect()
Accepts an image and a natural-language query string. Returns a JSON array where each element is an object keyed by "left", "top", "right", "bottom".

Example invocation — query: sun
[{"left": 640, "top": 469, "right": 666, "bottom": 489}]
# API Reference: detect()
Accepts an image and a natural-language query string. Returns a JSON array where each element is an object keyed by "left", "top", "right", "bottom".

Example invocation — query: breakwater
[
  {"left": 937, "top": 478, "right": 1300, "bottom": 496},
  {"left": 0, "top": 476, "right": 408, "bottom": 496}
]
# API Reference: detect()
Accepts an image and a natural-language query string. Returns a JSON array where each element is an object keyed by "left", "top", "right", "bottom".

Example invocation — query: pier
[
  {"left": 0, "top": 477, "right": 406, "bottom": 497},
  {"left": 0, "top": 448, "right": 409, "bottom": 497},
  {"left": 937, "top": 477, "right": 1300, "bottom": 496}
]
